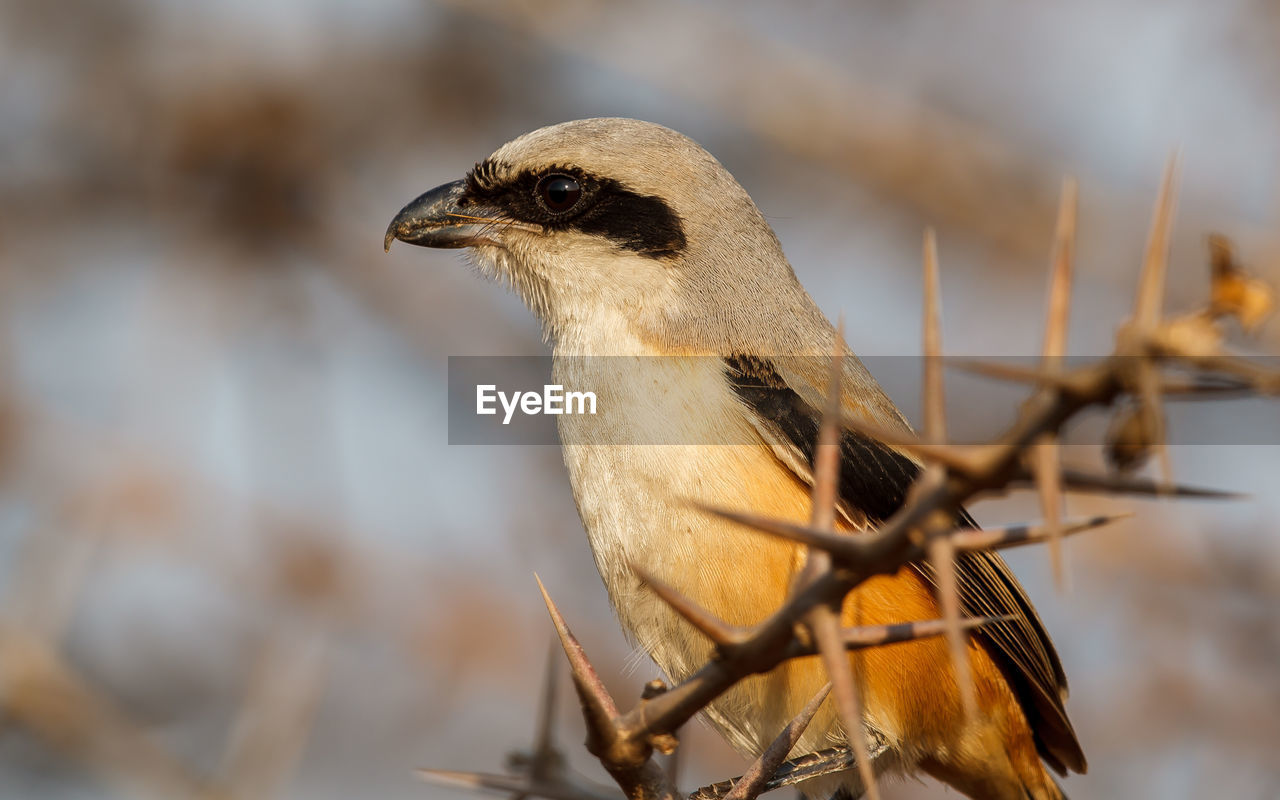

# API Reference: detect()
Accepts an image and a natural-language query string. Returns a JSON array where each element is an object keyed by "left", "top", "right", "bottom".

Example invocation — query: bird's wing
[{"left": 722, "top": 354, "right": 1086, "bottom": 776}]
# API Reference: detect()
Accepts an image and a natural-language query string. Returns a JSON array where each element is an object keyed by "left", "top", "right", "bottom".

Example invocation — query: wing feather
[{"left": 724, "top": 355, "right": 1086, "bottom": 775}]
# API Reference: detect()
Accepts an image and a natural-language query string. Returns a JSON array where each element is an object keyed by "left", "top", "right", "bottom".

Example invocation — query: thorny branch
[{"left": 420, "top": 158, "right": 1280, "bottom": 800}]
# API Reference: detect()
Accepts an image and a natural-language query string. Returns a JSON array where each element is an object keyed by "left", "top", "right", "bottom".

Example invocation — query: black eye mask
[{"left": 465, "top": 160, "right": 687, "bottom": 258}]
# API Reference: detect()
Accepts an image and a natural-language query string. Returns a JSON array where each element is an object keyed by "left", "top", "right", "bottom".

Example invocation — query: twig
[{"left": 721, "top": 684, "right": 831, "bottom": 800}]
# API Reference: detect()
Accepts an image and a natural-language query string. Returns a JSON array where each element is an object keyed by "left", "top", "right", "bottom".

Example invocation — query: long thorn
[
  {"left": 837, "top": 414, "right": 991, "bottom": 475},
  {"left": 1158, "top": 377, "right": 1258, "bottom": 397},
  {"left": 914, "top": 232, "right": 967, "bottom": 717},
  {"left": 949, "top": 513, "right": 1134, "bottom": 552},
  {"left": 795, "top": 323, "right": 846, "bottom": 585},
  {"left": 722, "top": 685, "right": 831, "bottom": 800},
  {"left": 1043, "top": 177, "right": 1078, "bottom": 365},
  {"left": 690, "top": 746, "right": 862, "bottom": 800},
  {"left": 949, "top": 359, "right": 1083, "bottom": 390},
  {"left": 811, "top": 323, "right": 846, "bottom": 534},
  {"left": 797, "top": 323, "right": 878, "bottom": 798},
  {"left": 1049, "top": 470, "right": 1241, "bottom": 499},
  {"left": 630, "top": 561, "right": 745, "bottom": 647},
  {"left": 1038, "top": 177, "right": 1077, "bottom": 590},
  {"left": 1170, "top": 353, "right": 1280, "bottom": 393},
  {"left": 957, "top": 358, "right": 1261, "bottom": 396},
  {"left": 926, "top": 526, "right": 975, "bottom": 721},
  {"left": 1031, "top": 436, "right": 1067, "bottom": 589},
  {"left": 697, "top": 505, "right": 1131, "bottom": 566},
  {"left": 810, "top": 606, "right": 880, "bottom": 800},
  {"left": 694, "top": 504, "right": 864, "bottom": 563},
  {"left": 922, "top": 228, "right": 946, "bottom": 443},
  {"left": 841, "top": 615, "right": 1007, "bottom": 650},
  {"left": 1133, "top": 153, "right": 1181, "bottom": 330},
  {"left": 534, "top": 575, "right": 619, "bottom": 751}
]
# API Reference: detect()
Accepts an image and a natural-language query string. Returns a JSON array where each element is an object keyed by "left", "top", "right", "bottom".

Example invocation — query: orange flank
[{"left": 648, "top": 443, "right": 1062, "bottom": 800}]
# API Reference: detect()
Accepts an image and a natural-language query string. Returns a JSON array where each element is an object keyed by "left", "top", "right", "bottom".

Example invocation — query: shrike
[{"left": 386, "top": 118, "right": 1084, "bottom": 800}]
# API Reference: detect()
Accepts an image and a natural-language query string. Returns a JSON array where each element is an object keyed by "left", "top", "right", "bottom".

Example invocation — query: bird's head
[{"left": 386, "top": 118, "right": 819, "bottom": 351}]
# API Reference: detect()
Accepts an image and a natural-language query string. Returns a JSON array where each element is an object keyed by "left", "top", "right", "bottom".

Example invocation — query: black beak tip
[{"left": 383, "top": 180, "right": 475, "bottom": 252}]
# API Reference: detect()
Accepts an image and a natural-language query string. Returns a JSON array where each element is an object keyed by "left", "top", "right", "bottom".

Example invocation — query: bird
[{"left": 385, "top": 118, "right": 1085, "bottom": 800}]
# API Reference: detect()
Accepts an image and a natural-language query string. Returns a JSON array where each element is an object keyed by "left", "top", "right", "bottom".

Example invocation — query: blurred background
[{"left": 1, "top": 1, "right": 1278, "bottom": 798}]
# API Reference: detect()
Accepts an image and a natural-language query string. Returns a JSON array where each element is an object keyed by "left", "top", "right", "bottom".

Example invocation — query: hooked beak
[{"left": 384, "top": 179, "right": 498, "bottom": 252}]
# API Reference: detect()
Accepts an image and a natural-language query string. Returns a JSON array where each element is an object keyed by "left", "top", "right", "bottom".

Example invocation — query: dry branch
[
  {"left": 218, "top": 629, "right": 328, "bottom": 800},
  {"left": 721, "top": 685, "right": 830, "bottom": 800},
  {"left": 0, "top": 625, "right": 234, "bottom": 800}
]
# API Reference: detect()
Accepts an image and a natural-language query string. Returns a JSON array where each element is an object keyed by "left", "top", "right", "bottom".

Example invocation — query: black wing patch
[{"left": 723, "top": 355, "right": 1085, "bottom": 775}]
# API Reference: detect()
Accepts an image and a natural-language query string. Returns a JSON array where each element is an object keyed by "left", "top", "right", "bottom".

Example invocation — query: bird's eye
[{"left": 536, "top": 174, "right": 582, "bottom": 213}]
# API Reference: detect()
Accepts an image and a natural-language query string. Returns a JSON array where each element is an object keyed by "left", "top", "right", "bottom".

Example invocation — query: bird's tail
[
  {"left": 1016, "top": 764, "right": 1069, "bottom": 800},
  {"left": 1042, "top": 774, "right": 1070, "bottom": 800}
]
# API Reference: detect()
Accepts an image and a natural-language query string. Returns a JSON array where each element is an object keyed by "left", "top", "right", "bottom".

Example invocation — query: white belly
[{"left": 553, "top": 351, "right": 835, "bottom": 756}]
